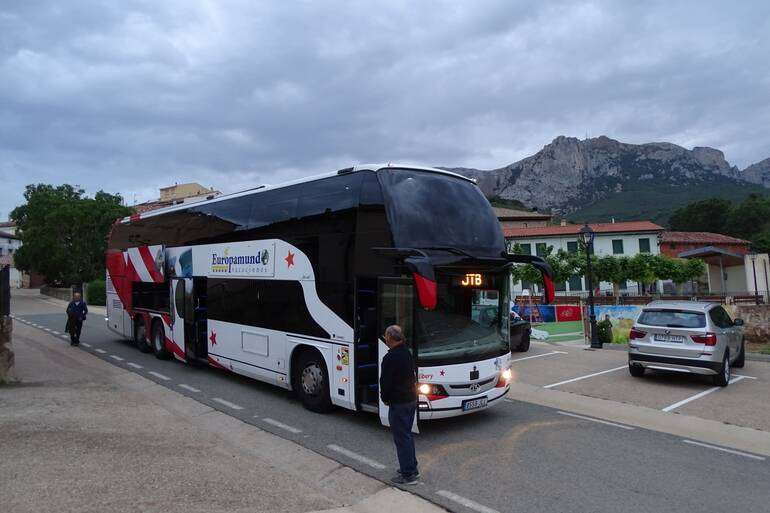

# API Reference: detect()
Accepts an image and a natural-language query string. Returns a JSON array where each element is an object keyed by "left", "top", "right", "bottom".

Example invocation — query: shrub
[
  {"left": 596, "top": 319, "right": 614, "bottom": 345},
  {"left": 87, "top": 280, "right": 106, "bottom": 306}
]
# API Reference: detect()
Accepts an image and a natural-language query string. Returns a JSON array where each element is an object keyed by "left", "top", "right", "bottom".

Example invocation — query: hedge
[{"left": 87, "top": 280, "right": 106, "bottom": 306}]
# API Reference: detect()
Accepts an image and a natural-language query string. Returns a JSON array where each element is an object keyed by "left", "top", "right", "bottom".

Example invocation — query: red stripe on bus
[{"left": 138, "top": 246, "right": 164, "bottom": 283}]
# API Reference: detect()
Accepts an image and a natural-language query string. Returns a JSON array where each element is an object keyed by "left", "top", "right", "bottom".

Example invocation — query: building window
[
  {"left": 535, "top": 243, "right": 547, "bottom": 257},
  {"left": 519, "top": 243, "right": 532, "bottom": 255},
  {"left": 568, "top": 275, "right": 583, "bottom": 291},
  {"left": 555, "top": 281, "right": 566, "bottom": 292},
  {"left": 639, "top": 238, "right": 650, "bottom": 253},
  {"left": 612, "top": 239, "right": 624, "bottom": 255},
  {"left": 567, "top": 241, "right": 578, "bottom": 253}
]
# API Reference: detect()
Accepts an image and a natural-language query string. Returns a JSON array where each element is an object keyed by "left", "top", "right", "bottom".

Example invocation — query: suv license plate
[
  {"left": 462, "top": 397, "right": 488, "bottom": 412},
  {"left": 654, "top": 334, "right": 685, "bottom": 343}
]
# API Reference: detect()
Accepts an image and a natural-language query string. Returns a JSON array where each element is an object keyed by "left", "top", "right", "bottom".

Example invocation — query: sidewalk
[{"left": 0, "top": 321, "right": 444, "bottom": 513}]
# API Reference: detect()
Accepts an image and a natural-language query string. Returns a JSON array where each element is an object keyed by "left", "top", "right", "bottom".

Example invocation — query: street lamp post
[
  {"left": 748, "top": 249, "right": 759, "bottom": 305},
  {"left": 579, "top": 224, "right": 601, "bottom": 349}
]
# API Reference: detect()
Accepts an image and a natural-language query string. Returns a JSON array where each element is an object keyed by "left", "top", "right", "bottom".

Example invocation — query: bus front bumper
[{"left": 417, "top": 384, "right": 509, "bottom": 420}]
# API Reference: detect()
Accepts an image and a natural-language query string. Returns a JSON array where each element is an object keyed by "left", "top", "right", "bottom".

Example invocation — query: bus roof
[{"left": 121, "top": 164, "right": 476, "bottom": 223}]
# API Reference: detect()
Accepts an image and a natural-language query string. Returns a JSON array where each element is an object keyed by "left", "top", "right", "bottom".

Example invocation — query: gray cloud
[{"left": 1, "top": 0, "right": 769, "bottom": 217}]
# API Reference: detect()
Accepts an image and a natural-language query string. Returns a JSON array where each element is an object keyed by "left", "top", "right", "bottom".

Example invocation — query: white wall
[
  {"left": 745, "top": 253, "right": 770, "bottom": 296},
  {"left": 507, "top": 231, "right": 661, "bottom": 294},
  {"left": 0, "top": 236, "right": 21, "bottom": 256}
]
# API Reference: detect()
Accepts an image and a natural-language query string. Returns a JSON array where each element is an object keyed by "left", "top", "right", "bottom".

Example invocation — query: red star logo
[
  {"left": 209, "top": 330, "right": 217, "bottom": 345},
  {"left": 440, "top": 370, "right": 445, "bottom": 377},
  {"left": 285, "top": 251, "right": 295, "bottom": 268}
]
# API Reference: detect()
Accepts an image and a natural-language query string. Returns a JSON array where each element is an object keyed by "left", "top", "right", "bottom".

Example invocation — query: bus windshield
[
  {"left": 378, "top": 169, "right": 505, "bottom": 255},
  {"left": 414, "top": 272, "right": 510, "bottom": 366}
]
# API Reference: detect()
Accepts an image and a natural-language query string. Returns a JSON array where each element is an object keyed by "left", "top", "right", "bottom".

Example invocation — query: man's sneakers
[{"left": 390, "top": 471, "right": 420, "bottom": 485}]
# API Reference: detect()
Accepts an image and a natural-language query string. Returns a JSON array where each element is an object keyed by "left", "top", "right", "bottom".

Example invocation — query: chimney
[
  {"left": 611, "top": 217, "right": 615, "bottom": 224},
  {"left": 560, "top": 219, "right": 567, "bottom": 227}
]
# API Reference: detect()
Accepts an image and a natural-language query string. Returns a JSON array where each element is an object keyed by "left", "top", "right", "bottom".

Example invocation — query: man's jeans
[{"left": 388, "top": 401, "right": 418, "bottom": 476}]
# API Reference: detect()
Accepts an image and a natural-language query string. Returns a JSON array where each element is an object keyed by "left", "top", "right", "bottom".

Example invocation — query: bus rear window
[{"left": 637, "top": 309, "right": 706, "bottom": 328}]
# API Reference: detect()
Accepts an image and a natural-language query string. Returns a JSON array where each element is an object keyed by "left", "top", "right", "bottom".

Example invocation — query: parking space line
[
  {"left": 52, "top": 331, "right": 61, "bottom": 335},
  {"left": 178, "top": 384, "right": 200, "bottom": 393},
  {"left": 80, "top": 342, "right": 92, "bottom": 347},
  {"left": 683, "top": 439, "right": 766, "bottom": 461},
  {"left": 261, "top": 417, "right": 302, "bottom": 434},
  {"left": 436, "top": 490, "right": 500, "bottom": 513},
  {"left": 327, "top": 444, "right": 386, "bottom": 469},
  {"left": 543, "top": 366, "right": 626, "bottom": 389},
  {"left": 662, "top": 376, "right": 746, "bottom": 412},
  {"left": 557, "top": 411, "right": 635, "bottom": 430},
  {"left": 734, "top": 374, "right": 757, "bottom": 380},
  {"left": 95, "top": 349, "right": 107, "bottom": 354},
  {"left": 212, "top": 397, "right": 244, "bottom": 410},
  {"left": 127, "top": 362, "right": 143, "bottom": 369},
  {"left": 510, "top": 350, "right": 567, "bottom": 363},
  {"left": 148, "top": 371, "right": 171, "bottom": 381},
  {"left": 109, "top": 355, "right": 125, "bottom": 361}
]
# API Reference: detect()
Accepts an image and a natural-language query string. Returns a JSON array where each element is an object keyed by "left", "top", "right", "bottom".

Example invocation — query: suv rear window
[{"left": 637, "top": 309, "right": 706, "bottom": 328}]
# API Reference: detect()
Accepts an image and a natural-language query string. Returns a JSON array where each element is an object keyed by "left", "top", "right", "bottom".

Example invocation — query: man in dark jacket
[
  {"left": 65, "top": 292, "right": 88, "bottom": 346},
  {"left": 380, "top": 324, "right": 419, "bottom": 485}
]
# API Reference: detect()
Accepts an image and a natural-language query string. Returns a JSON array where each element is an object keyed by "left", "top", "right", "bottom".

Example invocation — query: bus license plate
[{"left": 462, "top": 397, "right": 488, "bottom": 412}]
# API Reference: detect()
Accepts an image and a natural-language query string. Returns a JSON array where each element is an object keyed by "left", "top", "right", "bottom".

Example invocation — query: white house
[
  {"left": 503, "top": 220, "right": 665, "bottom": 295},
  {"left": 0, "top": 225, "right": 22, "bottom": 288}
]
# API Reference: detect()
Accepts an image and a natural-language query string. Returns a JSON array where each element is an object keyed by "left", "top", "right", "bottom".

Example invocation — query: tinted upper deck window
[{"left": 378, "top": 169, "right": 504, "bottom": 255}]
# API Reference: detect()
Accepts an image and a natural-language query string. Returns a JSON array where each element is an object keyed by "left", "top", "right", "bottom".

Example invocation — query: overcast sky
[{"left": 1, "top": 0, "right": 769, "bottom": 217}]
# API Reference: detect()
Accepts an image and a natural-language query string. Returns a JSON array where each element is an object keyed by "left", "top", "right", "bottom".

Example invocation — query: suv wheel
[
  {"left": 629, "top": 363, "right": 645, "bottom": 377},
  {"left": 713, "top": 349, "right": 730, "bottom": 387}
]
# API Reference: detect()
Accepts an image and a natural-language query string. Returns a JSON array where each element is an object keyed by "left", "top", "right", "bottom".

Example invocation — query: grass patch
[{"left": 532, "top": 321, "right": 583, "bottom": 336}]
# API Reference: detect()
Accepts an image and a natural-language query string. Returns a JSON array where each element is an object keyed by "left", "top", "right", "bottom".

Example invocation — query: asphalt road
[{"left": 11, "top": 293, "right": 770, "bottom": 513}]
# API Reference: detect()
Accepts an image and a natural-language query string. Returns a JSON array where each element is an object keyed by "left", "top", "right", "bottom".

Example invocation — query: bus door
[
  {"left": 172, "top": 277, "right": 208, "bottom": 362},
  {"left": 377, "top": 277, "right": 419, "bottom": 432}
]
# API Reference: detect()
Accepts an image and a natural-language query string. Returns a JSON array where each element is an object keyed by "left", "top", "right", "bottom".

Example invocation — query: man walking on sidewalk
[
  {"left": 380, "top": 324, "right": 419, "bottom": 485},
  {"left": 65, "top": 292, "right": 88, "bottom": 346}
]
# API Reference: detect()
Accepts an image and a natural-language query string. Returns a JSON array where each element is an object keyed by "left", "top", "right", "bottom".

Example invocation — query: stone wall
[
  {"left": 733, "top": 305, "right": 770, "bottom": 344},
  {"left": 40, "top": 285, "right": 72, "bottom": 302},
  {"left": 0, "top": 316, "right": 14, "bottom": 383}
]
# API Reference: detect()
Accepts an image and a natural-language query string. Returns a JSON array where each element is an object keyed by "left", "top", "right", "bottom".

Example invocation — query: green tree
[
  {"left": 593, "top": 255, "right": 629, "bottom": 297},
  {"left": 726, "top": 194, "right": 770, "bottom": 240},
  {"left": 668, "top": 198, "right": 733, "bottom": 233},
  {"left": 11, "top": 184, "right": 132, "bottom": 286},
  {"left": 626, "top": 253, "right": 657, "bottom": 294}
]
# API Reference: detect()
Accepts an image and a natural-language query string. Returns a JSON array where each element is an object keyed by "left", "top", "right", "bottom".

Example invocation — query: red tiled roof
[
  {"left": 492, "top": 207, "right": 551, "bottom": 220},
  {"left": 503, "top": 221, "right": 664, "bottom": 238},
  {"left": 660, "top": 231, "right": 750, "bottom": 245}
]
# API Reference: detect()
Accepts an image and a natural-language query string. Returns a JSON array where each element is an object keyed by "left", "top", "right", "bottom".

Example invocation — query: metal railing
[{"left": 518, "top": 290, "right": 769, "bottom": 306}]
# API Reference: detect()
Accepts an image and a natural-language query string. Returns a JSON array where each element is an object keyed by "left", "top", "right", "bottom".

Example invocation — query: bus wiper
[{"left": 419, "top": 246, "right": 473, "bottom": 258}]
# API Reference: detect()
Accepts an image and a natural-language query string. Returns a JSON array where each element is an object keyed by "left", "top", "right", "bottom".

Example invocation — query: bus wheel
[
  {"left": 134, "top": 318, "right": 152, "bottom": 353},
  {"left": 152, "top": 320, "right": 171, "bottom": 360},
  {"left": 295, "top": 350, "right": 333, "bottom": 413}
]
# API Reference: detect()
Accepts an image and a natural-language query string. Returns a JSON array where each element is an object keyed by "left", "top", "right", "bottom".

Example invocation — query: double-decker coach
[{"left": 105, "top": 164, "right": 554, "bottom": 425}]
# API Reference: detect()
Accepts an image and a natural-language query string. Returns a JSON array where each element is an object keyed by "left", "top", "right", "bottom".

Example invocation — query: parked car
[
  {"left": 628, "top": 301, "right": 745, "bottom": 386},
  {"left": 510, "top": 311, "right": 531, "bottom": 352}
]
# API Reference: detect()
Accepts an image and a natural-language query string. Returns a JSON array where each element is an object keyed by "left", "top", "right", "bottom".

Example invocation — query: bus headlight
[
  {"left": 502, "top": 368, "right": 512, "bottom": 382},
  {"left": 418, "top": 383, "right": 431, "bottom": 395},
  {"left": 496, "top": 368, "right": 513, "bottom": 388},
  {"left": 417, "top": 383, "right": 448, "bottom": 399}
]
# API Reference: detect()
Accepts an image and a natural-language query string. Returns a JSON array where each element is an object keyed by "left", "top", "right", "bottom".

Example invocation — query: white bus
[{"left": 105, "top": 164, "right": 554, "bottom": 425}]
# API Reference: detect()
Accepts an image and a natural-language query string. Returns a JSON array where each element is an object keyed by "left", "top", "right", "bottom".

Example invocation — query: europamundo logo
[{"left": 211, "top": 247, "right": 271, "bottom": 274}]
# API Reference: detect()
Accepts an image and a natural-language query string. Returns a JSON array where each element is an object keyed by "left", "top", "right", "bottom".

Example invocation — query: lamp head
[{"left": 578, "top": 223, "right": 595, "bottom": 246}]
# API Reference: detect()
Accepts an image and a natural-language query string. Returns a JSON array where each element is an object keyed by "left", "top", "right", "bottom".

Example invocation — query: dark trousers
[
  {"left": 388, "top": 401, "right": 418, "bottom": 476},
  {"left": 69, "top": 320, "right": 83, "bottom": 343}
]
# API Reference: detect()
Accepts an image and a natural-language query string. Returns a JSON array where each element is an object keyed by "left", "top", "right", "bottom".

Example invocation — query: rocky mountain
[
  {"left": 442, "top": 136, "right": 768, "bottom": 224},
  {"left": 743, "top": 158, "right": 770, "bottom": 188}
]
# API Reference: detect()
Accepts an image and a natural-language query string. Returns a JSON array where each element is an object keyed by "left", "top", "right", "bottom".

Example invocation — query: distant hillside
[{"left": 442, "top": 135, "right": 769, "bottom": 226}]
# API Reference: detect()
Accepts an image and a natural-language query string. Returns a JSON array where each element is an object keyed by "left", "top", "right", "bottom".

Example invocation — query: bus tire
[
  {"left": 294, "top": 349, "right": 333, "bottom": 413},
  {"left": 152, "top": 319, "right": 172, "bottom": 360},
  {"left": 134, "top": 317, "right": 152, "bottom": 353}
]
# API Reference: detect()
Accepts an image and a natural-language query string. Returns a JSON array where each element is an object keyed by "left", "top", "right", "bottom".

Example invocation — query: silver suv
[{"left": 628, "top": 301, "right": 745, "bottom": 386}]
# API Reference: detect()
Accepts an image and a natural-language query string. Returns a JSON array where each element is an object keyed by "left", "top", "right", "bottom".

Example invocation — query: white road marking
[
  {"left": 212, "top": 397, "right": 244, "bottom": 410},
  {"left": 510, "top": 350, "right": 567, "bottom": 363},
  {"left": 127, "top": 362, "right": 143, "bottom": 369},
  {"left": 148, "top": 371, "right": 171, "bottom": 381},
  {"left": 178, "top": 384, "right": 200, "bottom": 393},
  {"left": 44, "top": 328, "right": 52, "bottom": 332},
  {"left": 662, "top": 376, "right": 746, "bottom": 412},
  {"left": 436, "top": 490, "right": 500, "bottom": 513},
  {"left": 109, "top": 355, "right": 125, "bottom": 361},
  {"left": 326, "top": 444, "right": 386, "bottom": 470},
  {"left": 52, "top": 331, "right": 61, "bottom": 335},
  {"left": 95, "top": 349, "right": 107, "bottom": 354},
  {"left": 80, "top": 342, "right": 92, "bottom": 347},
  {"left": 683, "top": 439, "right": 766, "bottom": 461},
  {"left": 557, "top": 411, "right": 635, "bottom": 430},
  {"left": 61, "top": 335, "right": 69, "bottom": 340},
  {"left": 543, "top": 366, "right": 627, "bottom": 389},
  {"left": 261, "top": 417, "right": 302, "bottom": 434},
  {"left": 733, "top": 374, "right": 757, "bottom": 380}
]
